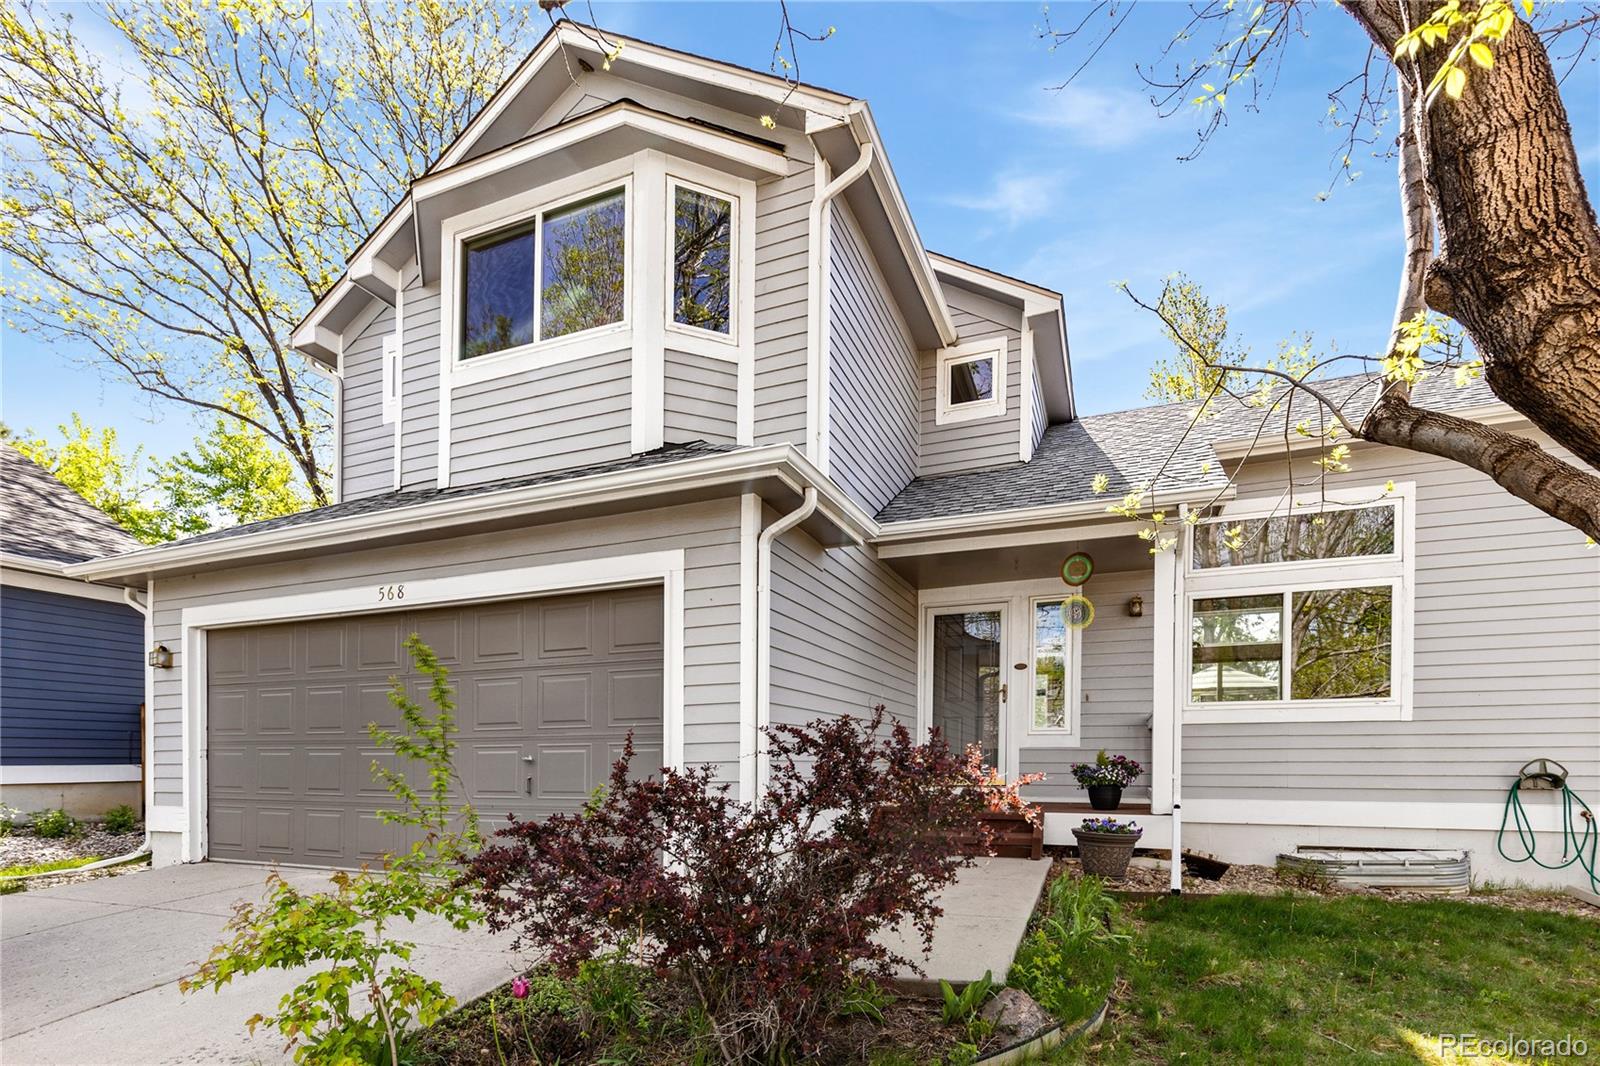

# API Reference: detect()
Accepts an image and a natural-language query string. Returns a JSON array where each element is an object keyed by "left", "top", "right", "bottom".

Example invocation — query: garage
[{"left": 205, "top": 587, "right": 664, "bottom": 867}]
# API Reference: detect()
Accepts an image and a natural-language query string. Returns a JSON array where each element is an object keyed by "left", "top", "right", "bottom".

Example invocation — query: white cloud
[
  {"left": 942, "top": 171, "right": 1063, "bottom": 229},
  {"left": 1010, "top": 85, "right": 1160, "bottom": 150}
]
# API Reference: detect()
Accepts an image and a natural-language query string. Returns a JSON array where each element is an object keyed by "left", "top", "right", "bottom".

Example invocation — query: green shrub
[
  {"left": 939, "top": 970, "right": 995, "bottom": 1025},
  {"left": 575, "top": 951, "right": 654, "bottom": 1036},
  {"left": 102, "top": 804, "right": 138, "bottom": 834},
  {"left": 31, "top": 808, "right": 79, "bottom": 839},
  {"left": 0, "top": 803, "right": 20, "bottom": 836},
  {"left": 181, "top": 636, "right": 482, "bottom": 1066},
  {"left": 1007, "top": 875, "right": 1126, "bottom": 1025}
]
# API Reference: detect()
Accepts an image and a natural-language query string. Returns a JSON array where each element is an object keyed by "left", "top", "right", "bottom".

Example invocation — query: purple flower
[{"left": 510, "top": 975, "right": 530, "bottom": 1000}]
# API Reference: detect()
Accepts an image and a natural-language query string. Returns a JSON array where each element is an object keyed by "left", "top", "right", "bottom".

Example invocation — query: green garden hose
[{"left": 1496, "top": 769, "right": 1599, "bottom": 894}]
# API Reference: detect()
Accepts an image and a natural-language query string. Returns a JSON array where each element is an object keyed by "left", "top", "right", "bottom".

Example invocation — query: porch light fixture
[
  {"left": 1127, "top": 595, "right": 1144, "bottom": 618},
  {"left": 147, "top": 644, "right": 173, "bottom": 669}
]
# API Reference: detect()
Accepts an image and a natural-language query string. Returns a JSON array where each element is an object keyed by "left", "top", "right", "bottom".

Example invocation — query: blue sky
[{"left": 3, "top": 1, "right": 1596, "bottom": 459}]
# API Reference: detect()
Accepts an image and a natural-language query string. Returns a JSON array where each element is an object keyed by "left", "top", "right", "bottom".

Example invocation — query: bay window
[
  {"left": 460, "top": 185, "right": 627, "bottom": 361},
  {"left": 1185, "top": 489, "right": 1411, "bottom": 722}
]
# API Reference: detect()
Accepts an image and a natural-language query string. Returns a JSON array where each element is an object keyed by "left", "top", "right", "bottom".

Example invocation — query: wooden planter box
[{"left": 952, "top": 810, "right": 1044, "bottom": 860}]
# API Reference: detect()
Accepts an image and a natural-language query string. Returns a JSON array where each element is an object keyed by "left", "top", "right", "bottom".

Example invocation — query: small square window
[{"left": 935, "top": 340, "right": 1007, "bottom": 424}]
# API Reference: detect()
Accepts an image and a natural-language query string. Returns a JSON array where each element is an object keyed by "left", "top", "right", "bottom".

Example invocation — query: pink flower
[{"left": 510, "top": 975, "right": 530, "bottom": 1000}]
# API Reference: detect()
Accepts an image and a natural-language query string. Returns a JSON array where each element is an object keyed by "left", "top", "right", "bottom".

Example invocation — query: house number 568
[{"left": 377, "top": 584, "right": 405, "bottom": 602}]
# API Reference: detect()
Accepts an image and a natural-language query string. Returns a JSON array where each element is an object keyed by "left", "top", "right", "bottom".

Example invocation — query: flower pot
[
  {"left": 1086, "top": 784, "right": 1123, "bottom": 811},
  {"left": 1072, "top": 827, "right": 1143, "bottom": 880}
]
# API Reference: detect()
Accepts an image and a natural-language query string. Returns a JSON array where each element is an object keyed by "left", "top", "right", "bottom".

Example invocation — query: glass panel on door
[{"left": 931, "top": 609, "right": 1003, "bottom": 767}]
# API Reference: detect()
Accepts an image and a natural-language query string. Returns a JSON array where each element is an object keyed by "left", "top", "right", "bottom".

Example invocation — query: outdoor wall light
[
  {"left": 147, "top": 644, "right": 173, "bottom": 669},
  {"left": 1126, "top": 595, "right": 1144, "bottom": 618}
]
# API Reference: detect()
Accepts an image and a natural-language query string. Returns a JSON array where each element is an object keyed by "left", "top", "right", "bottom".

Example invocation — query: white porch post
[{"left": 1151, "top": 532, "right": 1185, "bottom": 893}]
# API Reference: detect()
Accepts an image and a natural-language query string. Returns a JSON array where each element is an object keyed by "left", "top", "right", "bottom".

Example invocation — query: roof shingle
[{"left": 0, "top": 444, "right": 142, "bottom": 565}]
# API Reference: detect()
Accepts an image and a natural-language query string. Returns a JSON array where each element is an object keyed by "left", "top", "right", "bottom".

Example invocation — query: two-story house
[{"left": 69, "top": 23, "right": 1598, "bottom": 893}]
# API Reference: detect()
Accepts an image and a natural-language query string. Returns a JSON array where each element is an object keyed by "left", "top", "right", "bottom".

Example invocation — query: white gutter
[
  {"left": 65, "top": 445, "right": 874, "bottom": 583},
  {"left": 754, "top": 486, "right": 819, "bottom": 796},
  {"left": 804, "top": 123, "right": 875, "bottom": 469},
  {"left": 874, "top": 487, "right": 1237, "bottom": 545}
]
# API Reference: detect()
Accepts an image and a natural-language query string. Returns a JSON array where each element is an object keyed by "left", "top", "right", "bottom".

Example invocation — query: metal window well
[{"left": 1277, "top": 847, "right": 1472, "bottom": 894}]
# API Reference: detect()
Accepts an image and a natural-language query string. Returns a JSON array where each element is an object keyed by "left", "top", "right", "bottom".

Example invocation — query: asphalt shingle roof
[
  {"left": 168, "top": 440, "right": 740, "bottom": 548},
  {"left": 876, "top": 373, "right": 1499, "bottom": 524},
  {"left": 0, "top": 444, "right": 142, "bottom": 565}
]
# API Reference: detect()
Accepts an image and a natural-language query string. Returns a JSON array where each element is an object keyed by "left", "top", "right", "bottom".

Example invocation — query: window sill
[
  {"left": 664, "top": 320, "right": 739, "bottom": 362},
  {"left": 935, "top": 400, "right": 1007, "bottom": 426},
  {"left": 448, "top": 324, "right": 632, "bottom": 387},
  {"left": 1019, "top": 730, "right": 1081, "bottom": 747},
  {"left": 1182, "top": 699, "right": 1408, "bottom": 725}
]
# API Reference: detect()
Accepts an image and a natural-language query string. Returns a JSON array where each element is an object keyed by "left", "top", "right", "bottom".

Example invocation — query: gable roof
[
  {"left": 0, "top": 444, "right": 141, "bottom": 567},
  {"left": 876, "top": 373, "right": 1504, "bottom": 525},
  {"left": 291, "top": 19, "right": 965, "bottom": 362}
]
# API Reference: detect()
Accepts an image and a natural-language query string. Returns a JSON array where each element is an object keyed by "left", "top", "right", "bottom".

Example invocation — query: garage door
[{"left": 206, "top": 588, "right": 664, "bottom": 867}]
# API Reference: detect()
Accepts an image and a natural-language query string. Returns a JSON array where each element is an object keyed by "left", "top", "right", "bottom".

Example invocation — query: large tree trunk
[{"left": 1348, "top": 1, "right": 1600, "bottom": 473}]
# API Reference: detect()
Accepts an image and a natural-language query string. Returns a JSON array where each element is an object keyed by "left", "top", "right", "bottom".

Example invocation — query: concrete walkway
[
  {"left": 880, "top": 856, "right": 1052, "bottom": 992},
  {"left": 0, "top": 863, "right": 521, "bottom": 1065}
]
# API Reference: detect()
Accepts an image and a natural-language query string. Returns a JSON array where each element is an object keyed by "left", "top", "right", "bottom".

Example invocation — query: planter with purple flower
[
  {"left": 1071, "top": 817, "right": 1144, "bottom": 880},
  {"left": 1069, "top": 749, "right": 1143, "bottom": 811}
]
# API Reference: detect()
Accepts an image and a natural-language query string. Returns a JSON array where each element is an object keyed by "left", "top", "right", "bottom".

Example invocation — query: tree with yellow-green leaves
[{"left": 0, "top": 0, "right": 547, "bottom": 506}]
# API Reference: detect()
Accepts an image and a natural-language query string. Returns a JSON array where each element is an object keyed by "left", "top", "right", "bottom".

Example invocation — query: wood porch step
[{"left": 1036, "top": 800, "right": 1154, "bottom": 814}]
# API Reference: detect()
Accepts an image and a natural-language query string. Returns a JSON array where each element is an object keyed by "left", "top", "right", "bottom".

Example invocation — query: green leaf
[
  {"left": 1444, "top": 65, "right": 1468, "bottom": 100},
  {"left": 1469, "top": 42, "right": 1495, "bottom": 68}
]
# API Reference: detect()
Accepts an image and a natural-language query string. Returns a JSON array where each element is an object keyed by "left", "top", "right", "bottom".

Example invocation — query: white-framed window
[
  {"left": 457, "top": 181, "right": 629, "bottom": 363},
  {"left": 1184, "top": 484, "right": 1414, "bottom": 723},
  {"left": 666, "top": 176, "right": 736, "bottom": 347},
  {"left": 935, "top": 338, "right": 1007, "bottom": 424},
  {"left": 1029, "top": 595, "right": 1077, "bottom": 734}
]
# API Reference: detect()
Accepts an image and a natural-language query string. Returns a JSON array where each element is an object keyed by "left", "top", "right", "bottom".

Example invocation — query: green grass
[
  {"left": 1050, "top": 892, "right": 1600, "bottom": 1064},
  {"left": 0, "top": 855, "right": 99, "bottom": 878}
]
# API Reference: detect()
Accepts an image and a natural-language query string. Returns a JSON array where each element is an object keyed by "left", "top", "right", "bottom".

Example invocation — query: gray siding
[
  {"left": 1029, "top": 345, "right": 1048, "bottom": 455},
  {"left": 340, "top": 305, "right": 395, "bottom": 501},
  {"left": 826, "top": 202, "right": 919, "bottom": 513},
  {"left": 449, "top": 349, "right": 633, "bottom": 486},
  {"left": 0, "top": 585, "right": 144, "bottom": 765},
  {"left": 919, "top": 285, "right": 1023, "bottom": 477},
  {"left": 769, "top": 524, "right": 917, "bottom": 728},
  {"left": 401, "top": 270, "right": 441, "bottom": 489},
  {"left": 664, "top": 350, "right": 738, "bottom": 446},
  {"left": 1020, "top": 568, "right": 1155, "bottom": 799},
  {"left": 148, "top": 500, "right": 744, "bottom": 809},
  {"left": 1182, "top": 434, "right": 1600, "bottom": 805},
  {"left": 753, "top": 155, "right": 814, "bottom": 448}
]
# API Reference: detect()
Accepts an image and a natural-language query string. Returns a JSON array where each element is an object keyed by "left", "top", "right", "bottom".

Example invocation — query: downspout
[
  {"left": 754, "top": 487, "right": 819, "bottom": 796},
  {"left": 1168, "top": 515, "right": 1185, "bottom": 896},
  {"left": 804, "top": 124, "right": 875, "bottom": 470}
]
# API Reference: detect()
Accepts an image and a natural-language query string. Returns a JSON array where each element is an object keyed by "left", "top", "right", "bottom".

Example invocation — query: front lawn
[{"left": 1054, "top": 892, "right": 1600, "bottom": 1064}]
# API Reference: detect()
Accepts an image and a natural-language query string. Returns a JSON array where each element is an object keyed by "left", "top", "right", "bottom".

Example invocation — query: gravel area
[
  {"left": 1, "top": 826, "right": 144, "bottom": 872},
  {"left": 1044, "top": 850, "right": 1599, "bottom": 919}
]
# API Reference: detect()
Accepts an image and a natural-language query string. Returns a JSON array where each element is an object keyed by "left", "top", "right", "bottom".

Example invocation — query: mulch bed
[
  {"left": 0, "top": 826, "right": 147, "bottom": 890},
  {"left": 1043, "top": 848, "right": 1598, "bottom": 918},
  {"left": 407, "top": 977, "right": 984, "bottom": 1066}
]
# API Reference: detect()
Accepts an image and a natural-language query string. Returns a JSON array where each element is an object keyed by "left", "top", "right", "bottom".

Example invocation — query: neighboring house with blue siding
[
  {"left": 1, "top": 444, "right": 146, "bottom": 818},
  {"left": 61, "top": 24, "right": 1597, "bottom": 893}
]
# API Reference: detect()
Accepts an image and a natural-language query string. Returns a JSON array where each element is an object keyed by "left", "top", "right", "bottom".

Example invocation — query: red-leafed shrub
[{"left": 465, "top": 707, "right": 987, "bottom": 1064}]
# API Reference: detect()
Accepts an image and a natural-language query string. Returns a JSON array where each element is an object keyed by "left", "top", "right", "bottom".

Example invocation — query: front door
[{"left": 928, "top": 606, "right": 1007, "bottom": 768}]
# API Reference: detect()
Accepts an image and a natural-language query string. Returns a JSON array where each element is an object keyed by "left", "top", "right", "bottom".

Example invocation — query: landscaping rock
[{"left": 979, "top": 987, "right": 1051, "bottom": 1042}]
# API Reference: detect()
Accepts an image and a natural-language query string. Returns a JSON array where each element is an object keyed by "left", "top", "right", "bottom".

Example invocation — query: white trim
[
  {"left": 1183, "top": 482, "right": 1415, "bottom": 724},
  {"left": 917, "top": 598, "right": 1012, "bottom": 771},
  {"left": 737, "top": 494, "right": 761, "bottom": 803},
  {"left": 439, "top": 163, "right": 636, "bottom": 389},
  {"left": 630, "top": 150, "right": 668, "bottom": 453},
  {"left": 0, "top": 563, "right": 136, "bottom": 603},
  {"left": 431, "top": 26, "right": 849, "bottom": 177},
  {"left": 917, "top": 576, "right": 1089, "bottom": 774},
  {"left": 927, "top": 252, "right": 1062, "bottom": 311},
  {"left": 804, "top": 136, "right": 875, "bottom": 467},
  {"left": 333, "top": 329, "right": 345, "bottom": 504},
  {"left": 875, "top": 488, "right": 1236, "bottom": 544},
  {"left": 934, "top": 338, "right": 1008, "bottom": 426},
  {"left": 176, "top": 550, "right": 687, "bottom": 864},
  {"left": 662, "top": 170, "right": 747, "bottom": 359},
  {"left": 1019, "top": 326, "right": 1036, "bottom": 463},
  {"left": 1184, "top": 798, "right": 1575, "bottom": 834},
  {"left": 0, "top": 764, "right": 141, "bottom": 785},
  {"left": 65, "top": 444, "right": 877, "bottom": 582},
  {"left": 1150, "top": 545, "right": 1177, "bottom": 815}
]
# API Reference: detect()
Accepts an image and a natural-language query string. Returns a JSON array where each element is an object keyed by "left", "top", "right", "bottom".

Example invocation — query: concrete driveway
[{"left": 0, "top": 863, "right": 522, "bottom": 1065}]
